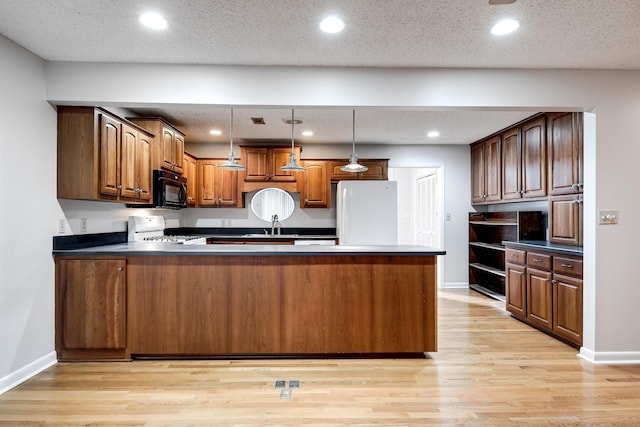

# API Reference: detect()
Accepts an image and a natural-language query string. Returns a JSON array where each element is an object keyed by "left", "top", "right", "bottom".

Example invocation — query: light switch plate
[{"left": 598, "top": 210, "right": 619, "bottom": 225}]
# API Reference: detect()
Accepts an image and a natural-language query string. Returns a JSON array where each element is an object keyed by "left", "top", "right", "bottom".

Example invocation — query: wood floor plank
[{"left": 2, "top": 289, "right": 640, "bottom": 425}]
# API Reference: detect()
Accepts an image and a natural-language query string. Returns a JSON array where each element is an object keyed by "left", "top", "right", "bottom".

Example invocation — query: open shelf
[{"left": 469, "top": 211, "right": 544, "bottom": 300}]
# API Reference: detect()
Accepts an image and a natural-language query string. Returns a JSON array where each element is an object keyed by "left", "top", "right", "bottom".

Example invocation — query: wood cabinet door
[
  {"left": 161, "top": 125, "right": 175, "bottom": 171},
  {"left": 173, "top": 132, "right": 184, "bottom": 174},
  {"left": 56, "top": 259, "right": 126, "bottom": 351},
  {"left": 501, "top": 127, "right": 522, "bottom": 200},
  {"left": 505, "top": 263, "right": 527, "bottom": 317},
  {"left": 484, "top": 136, "right": 502, "bottom": 202},
  {"left": 521, "top": 116, "right": 547, "bottom": 198},
  {"left": 270, "top": 147, "right": 299, "bottom": 181},
  {"left": 549, "top": 195, "right": 583, "bottom": 246},
  {"left": 215, "top": 164, "right": 239, "bottom": 207},
  {"left": 548, "top": 112, "right": 583, "bottom": 195},
  {"left": 197, "top": 159, "right": 218, "bottom": 206},
  {"left": 553, "top": 274, "right": 583, "bottom": 345},
  {"left": 120, "top": 124, "right": 138, "bottom": 200},
  {"left": 99, "top": 114, "right": 121, "bottom": 197},
  {"left": 359, "top": 160, "right": 388, "bottom": 180},
  {"left": 526, "top": 267, "right": 553, "bottom": 331},
  {"left": 136, "top": 132, "right": 152, "bottom": 201},
  {"left": 183, "top": 153, "right": 198, "bottom": 206},
  {"left": 300, "top": 160, "right": 330, "bottom": 208},
  {"left": 243, "top": 147, "right": 270, "bottom": 181},
  {"left": 470, "top": 142, "right": 486, "bottom": 204}
]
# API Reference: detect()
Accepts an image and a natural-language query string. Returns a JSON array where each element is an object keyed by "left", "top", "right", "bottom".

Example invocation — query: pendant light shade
[
  {"left": 340, "top": 109, "right": 368, "bottom": 173},
  {"left": 218, "top": 108, "right": 246, "bottom": 170},
  {"left": 280, "top": 109, "right": 306, "bottom": 172}
]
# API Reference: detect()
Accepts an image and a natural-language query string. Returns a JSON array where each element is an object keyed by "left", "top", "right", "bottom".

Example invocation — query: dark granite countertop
[{"left": 502, "top": 240, "right": 583, "bottom": 256}]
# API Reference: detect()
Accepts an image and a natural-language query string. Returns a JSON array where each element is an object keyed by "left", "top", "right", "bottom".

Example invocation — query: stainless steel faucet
[{"left": 271, "top": 214, "right": 281, "bottom": 235}]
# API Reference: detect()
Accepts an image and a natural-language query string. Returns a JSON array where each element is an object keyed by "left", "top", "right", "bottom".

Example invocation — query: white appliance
[
  {"left": 128, "top": 215, "right": 206, "bottom": 244},
  {"left": 336, "top": 181, "right": 398, "bottom": 245}
]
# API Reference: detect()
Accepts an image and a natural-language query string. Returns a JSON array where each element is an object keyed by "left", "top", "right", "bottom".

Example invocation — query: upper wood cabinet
[
  {"left": 547, "top": 112, "right": 583, "bottom": 195},
  {"left": 182, "top": 152, "right": 198, "bottom": 207},
  {"left": 329, "top": 159, "right": 388, "bottom": 182},
  {"left": 502, "top": 116, "right": 547, "bottom": 201},
  {"left": 197, "top": 159, "right": 240, "bottom": 208},
  {"left": 129, "top": 117, "right": 185, "bottom": 175},
  {"left": 300, "top": 160, "right": 331, "bottom": 208},
  {"left": 238, "top": 146, "right": 301, "bottom": 194},
  {"left": 549, "top": 194, "right": 583, "bottom": 246},
  {"left": 55, "top": 257, "right": 129, "bottom": 361},
  {"left": 470, "top": 136, "right": 501, "bottom": 204},
  {"left": 57, "top": 106, "right": 153, "bottom": 204}
]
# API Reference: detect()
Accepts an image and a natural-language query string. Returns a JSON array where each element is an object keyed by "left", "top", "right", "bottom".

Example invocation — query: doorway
[{"left": 389, "top": 166, "right": 444, "bottom": 288}]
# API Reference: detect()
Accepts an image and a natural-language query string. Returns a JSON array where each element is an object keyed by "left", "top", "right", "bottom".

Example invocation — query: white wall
[
  {"left": 43, "top": 62, "right": 640, "bottom": 363},
  {"left": 0, "top": 36, "right": 58, "bottom": 392}
]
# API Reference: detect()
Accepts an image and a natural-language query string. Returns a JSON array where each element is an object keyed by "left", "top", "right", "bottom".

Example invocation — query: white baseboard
[
  {"left": 443, "top": 282, "right": 469, "bottom": 289},
  {"left": 0, "top": 351, "right": 57, "bottom": 395},
  {"left": 578, "top": 348, "right": 640, "bottom": 365}
]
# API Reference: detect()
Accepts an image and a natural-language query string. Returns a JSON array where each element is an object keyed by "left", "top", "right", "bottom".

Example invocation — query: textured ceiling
[{"left": 2, "top": 0, "right": 638, "bottom": 144}]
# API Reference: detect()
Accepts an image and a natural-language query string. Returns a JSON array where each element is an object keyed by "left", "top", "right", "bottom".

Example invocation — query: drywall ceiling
[{"left": 2, "top": 0, "right": 638, "bottom": 145}]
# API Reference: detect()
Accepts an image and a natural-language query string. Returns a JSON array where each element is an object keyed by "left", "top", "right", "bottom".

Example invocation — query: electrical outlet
[
  {"left": 80, "top": 218, "right": 87, "bottom": 233},
  {"left": 445, "top": 213, "right": 452, "bottom": 221},
  {"left": 58, "top": 219, "right": 66, "bottom": 234}
]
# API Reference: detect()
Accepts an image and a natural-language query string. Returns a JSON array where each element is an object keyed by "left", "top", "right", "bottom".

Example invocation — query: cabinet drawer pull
[
  {"left": 561, "top": 263, "right": 574, "bottom": 268},
  {"left": 532, "top": 258, "right": 542, "bottom": 262}
]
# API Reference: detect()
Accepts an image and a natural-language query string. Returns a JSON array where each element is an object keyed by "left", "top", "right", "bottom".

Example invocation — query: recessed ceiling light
[
  {"left": 320, "top": 16, "right": 345, "bottom": 34},
  {"left": 209, "top": 129, "right": 222, "bottom": 136},
  {"left": 491, "top": 18, "right": 519, "bottom": 36},
  {"left": 427, "top": 131, "right": 440, "bottom": 138},
  {"left": 302, "top": 131, "right": 314, "bottom": 137},
  {"left": 140, "top": 12, "right": 168, "bottom": 30}
]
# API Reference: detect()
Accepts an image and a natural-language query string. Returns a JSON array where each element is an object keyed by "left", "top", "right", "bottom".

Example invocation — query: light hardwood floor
[{"left": 2, "top": 289, "right": 640, "bottom": 426}]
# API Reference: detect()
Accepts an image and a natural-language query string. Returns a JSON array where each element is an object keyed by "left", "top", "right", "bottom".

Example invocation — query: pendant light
[
  {"left": 218, "top": 108, "right": 246, "bottom": 170},
  {"left": 340, "top": 109, "right": 368, "bottom": 173},
  {"left": 280, "top": 108, "right": 306, "bottom": 171}
]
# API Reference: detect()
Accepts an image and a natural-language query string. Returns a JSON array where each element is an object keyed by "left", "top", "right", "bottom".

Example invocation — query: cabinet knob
[
  {"left": 116, "top": 185, "right": 122, "bottom": 190},
  {"left": 117, "top": 267, "right": 123, "bottom": 272}
]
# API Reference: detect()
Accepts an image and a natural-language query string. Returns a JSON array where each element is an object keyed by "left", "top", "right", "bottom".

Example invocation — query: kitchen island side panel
[{"left": 125, "top": 254, "right": 438, "bottom": 357}]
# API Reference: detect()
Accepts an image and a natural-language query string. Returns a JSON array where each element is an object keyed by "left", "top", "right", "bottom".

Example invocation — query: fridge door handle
[{"left": 340, "top": 186, "right": 349, "bottom": 244}]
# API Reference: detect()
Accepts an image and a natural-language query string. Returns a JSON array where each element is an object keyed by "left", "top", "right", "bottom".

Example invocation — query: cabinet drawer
[
  {"left": 505, "top": 249, "right": 526, "bottom": 265},
  {"left": 527, "top": 252, "right": 551, "bottom": 270},
  {"left": 553, "top": 257, "right": 583, "bottom": 278}
]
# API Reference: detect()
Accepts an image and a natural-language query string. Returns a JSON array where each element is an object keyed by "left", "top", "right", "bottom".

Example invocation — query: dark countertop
[
  {"left": 53, "top": 242, "right": 446, "bottom": 257},
  {"left": 502, "top": 240, "right": 583, "bottom": 256}
]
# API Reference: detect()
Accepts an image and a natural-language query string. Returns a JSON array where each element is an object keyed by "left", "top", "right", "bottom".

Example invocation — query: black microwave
[{"left": 153, "top": 170, "right": 187, "bottom": 209}]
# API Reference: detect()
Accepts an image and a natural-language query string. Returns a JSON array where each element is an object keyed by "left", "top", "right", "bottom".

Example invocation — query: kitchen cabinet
[
  {"left": 55, "top": 257, "right": 128, "bottom": 360},
  {"left": 182, "top": 152, "right": 198, "bottom": 207},
  {"left": 329, "top": 159, "right": 389, "bottom": 181},
  {"left": 299, "top": 160, "right": 331, "bottom": 208},
  {"left": 57, "top": 106, "right": 153, "bottom": 204},
  {"left": 129, "top": 117, "right": 185, "bottom": 175},
  {"left": 547, "top": 112, "right": 583, "bottom": 196},
  {"left": 197, "top": 159, "right": 240, "bottom": 208},
  {"left": 549, "top": 194, "right": 583, "bottom": 246},
  {"left": 468, "top": 211, "right": 544, "bottom": 300},
  {"left": 238, "top": 146, "right": 301, "bottom": 193},
  {"left": 502, "top": 115, "right": 547, "bottom": 201},
  {"left": 470, "top": 136, "right": 501, "bottom": 204},
  {"left": 504, "top": 243, "right": 583, "bottom": 346}
]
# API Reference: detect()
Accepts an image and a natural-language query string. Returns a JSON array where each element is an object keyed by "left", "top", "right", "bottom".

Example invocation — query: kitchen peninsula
[{"left": 53, "top": 243, "right": 444, "bottom": 361}]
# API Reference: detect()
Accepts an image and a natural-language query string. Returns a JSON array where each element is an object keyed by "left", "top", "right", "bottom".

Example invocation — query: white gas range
[{"left": 127, "top": 216, "right": 206, "bottom": 245}]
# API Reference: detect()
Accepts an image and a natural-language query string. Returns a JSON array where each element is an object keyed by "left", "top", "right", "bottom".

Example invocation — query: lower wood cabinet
[
  {"left": 504, "top": 245, "right": 583, "bottom": 347},
  {"left": 55, "top": 257, "right": 128, "bottom": 361}
]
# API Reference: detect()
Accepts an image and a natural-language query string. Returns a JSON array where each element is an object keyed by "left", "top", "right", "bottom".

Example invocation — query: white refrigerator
[{"left": 336, "top": 180, "right": 398, "bottom": 245}]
